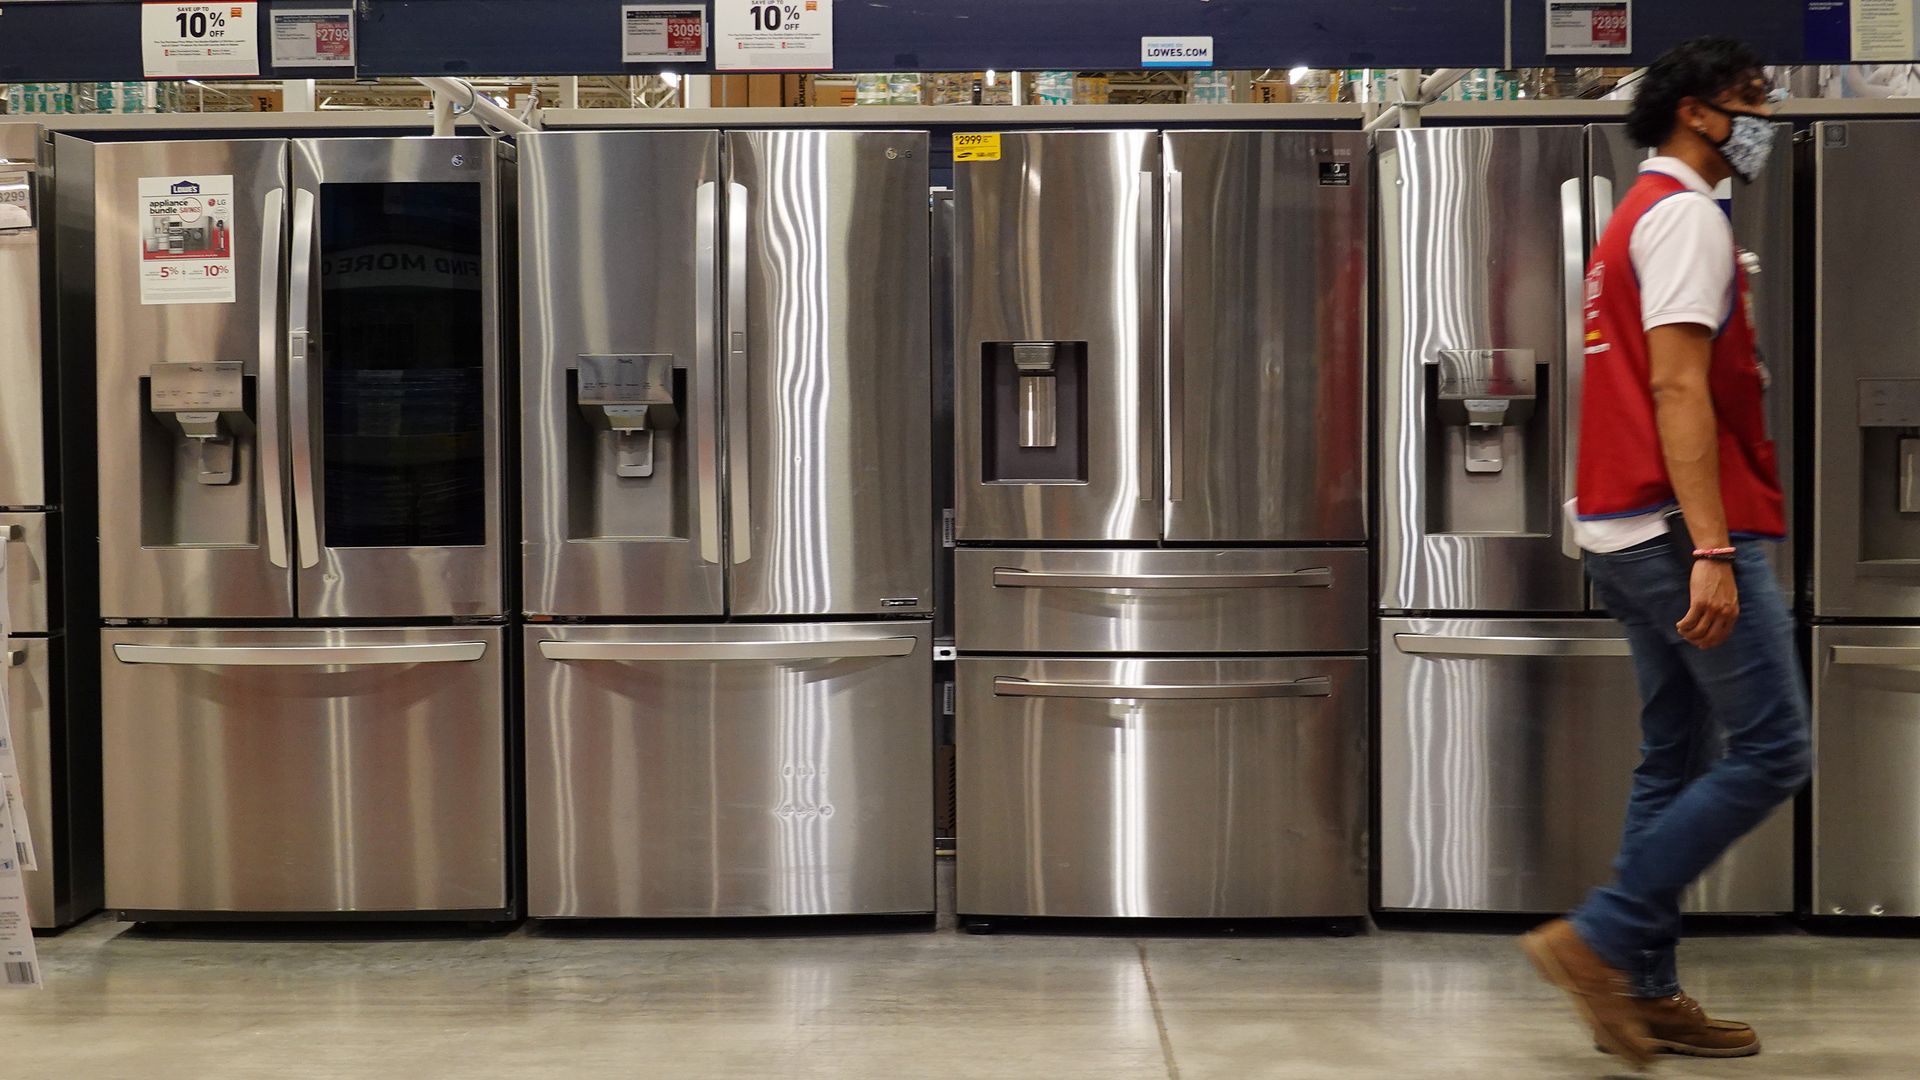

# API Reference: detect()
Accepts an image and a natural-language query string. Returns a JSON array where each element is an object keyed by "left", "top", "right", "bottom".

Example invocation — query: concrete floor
[{"left": 6, "top": 890, "right": 1918, "bottom": 1078}]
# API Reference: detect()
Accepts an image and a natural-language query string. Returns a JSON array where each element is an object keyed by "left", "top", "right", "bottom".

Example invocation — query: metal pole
[{"left": 416, "top": 76, "right": 539, "bottom": 134}]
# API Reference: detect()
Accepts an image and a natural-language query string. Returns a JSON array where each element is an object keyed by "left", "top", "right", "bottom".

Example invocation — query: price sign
[
  {"left": 716, "top": 0, "right": 833, "bottom": 71},
  {"left": 143, "top": 2, "right": 261, "bottom": 78},
  {"left": 1546, "top": 0, "right": 1632, "bottom": 56},
  {"left": 622, "top": 5, "right": 707, "bottom": 62},
  {"left": 952, "top": 133, "right": 1002, "bottom": 163},
  {"left": 271, "top": 7, "right": 355, "bottom": 68}
]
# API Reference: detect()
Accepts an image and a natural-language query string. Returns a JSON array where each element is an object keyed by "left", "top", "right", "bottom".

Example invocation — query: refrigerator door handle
[
  {"left": 992, "top": 676, "right": 1333, "bottom": 700},
  {"left": 538, "top": 637, "right": 918, "bottom": 662},
  {"left": 1830, "top": 645, "right": 1920, "bottom": 667},
  {"left": 1138, "top": 170, "right": 1158, "bottom": 505},
  {"left": 991, "top": 567, "right": 1333, "bottom": 590},
  {"left": 287, "top": 186, "right": 321, "bottom": 570},
  {"left": 725, "top": 180, "right": 752, "bottom": 565},
  {"left": 1164, "top": 163, "right": 1185, "bottom": 505},
  {"left": 1559, "top": 176, "right": 1586, "bottom": 561},
  {"left": 257, "top": 188, "right": 290, "bottom": 570},
  {"left": 1591, "top": 176, "right": 1616, "bottom": 241},
  {"left": 112, "top": 642, "right": 488, "bottom": 666},
  {"left": 695, "top": 179, "right": 723, "bottom": 566},
  {"left": 1392, "top": 633, "right": 1631, "bottom": 658}
]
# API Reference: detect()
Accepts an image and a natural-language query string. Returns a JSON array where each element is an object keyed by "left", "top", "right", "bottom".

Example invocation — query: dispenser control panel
[
  {"left": 579, "top": 354, "right": 675, "bottom": 409},
  {"left": 149, "top": 361, "right": 244, "bottom": 413},
  {"left": 1435, "top": 350, "right": 1537, "bottom": 401}
]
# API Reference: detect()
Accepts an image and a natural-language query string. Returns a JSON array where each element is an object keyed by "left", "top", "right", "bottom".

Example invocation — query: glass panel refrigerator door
[
  {"left": 1162, "top": 130, "right": 1369, "bottom": 543},
  {"left": 724, "top": 130, "right": 933, "bottom": 616},
  {"left": 1376, "top": 128, "right": 1588, "bottom": 613},
  {"left": 291, "top": 138, "right": 504, "bottom": 619},
  {"left": 518, "top": 130, "right": 725, "bottom": 618},
  {"left": 74, "top": 137, "right": 295, "bottom": 620}
]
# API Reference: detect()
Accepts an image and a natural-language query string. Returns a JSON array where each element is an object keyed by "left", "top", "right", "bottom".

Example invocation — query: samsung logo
[
  {"left": 881, "top": 597, "right": 920, "bottom": 608},
  {"left": 170, "top": 180, "right": 201, "bottom": 194}
]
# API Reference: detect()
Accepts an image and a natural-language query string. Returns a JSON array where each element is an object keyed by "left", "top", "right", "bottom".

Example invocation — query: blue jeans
[{"left": 1571, "top": 538, "right": 1811, "bottom": 998}]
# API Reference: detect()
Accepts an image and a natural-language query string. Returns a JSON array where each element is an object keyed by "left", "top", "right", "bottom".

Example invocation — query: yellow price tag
[{"left": 952, "top": 132, "right": 1002, "bottom": 163}]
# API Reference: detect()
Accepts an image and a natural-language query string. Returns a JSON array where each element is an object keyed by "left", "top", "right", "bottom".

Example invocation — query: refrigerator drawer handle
[
  {"left": 112, "top": 642, "right": 488, "bottom": 667},
  {"left": 1392, "top": 634, "right": 1631, "bottom": 658},
  {"left": 1830, "top": 645, "right": 1920, "bottom": 667},
  {"left": 538, "top": 638, "right": 918, "bottom": 662},
  {"left": 992, "top": 568, "right": 1332, "bottom": 590},
  {"left": 992, "top": 676, "right": 1332, "bottom": 701}
]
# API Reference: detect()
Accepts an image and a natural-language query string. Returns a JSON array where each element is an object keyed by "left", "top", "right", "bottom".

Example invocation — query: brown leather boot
[
  {"left": 1521, "top": 918, "right": 1657, "bottom": 1069},
  {"left": 1599, "top": 993, "right": 1760, "bottom": 1058}
]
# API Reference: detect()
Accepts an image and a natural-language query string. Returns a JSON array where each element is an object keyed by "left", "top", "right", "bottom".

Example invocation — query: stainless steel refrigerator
[
  {"left": 2, "top": 124, "right": 102, "bottom": 930},
  {"left": 1376, "top": 125, "right": 1794, "bottom": 915},
  {"left": 1807, "top": 120, "right": 1920, "bottom": 918},
  {"left": 58, "top": 134, "right": 514, "bottom": 919},
  {"left": 517, "top": 129, "right": 934, "bottom": 919},
  {"left": 953, "top": 129, "right": 1372, "bottom": 920}
]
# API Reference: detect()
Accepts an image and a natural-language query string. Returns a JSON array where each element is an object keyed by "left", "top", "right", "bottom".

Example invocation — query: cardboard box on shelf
[
  {"left": 801, "top": 74, "right": 857, "bottom": 106},
  {"left": 1252, "top": 80, "right": 1293, "bottom": 104},
  {"left": 248, "top": 89, "right": 284, "bottom": 113},
  {"left": 747, "top": 74, "right": 783, "bottom": 106},
  {"left": 713, "top": 75, "right": 752, "bottom": 107}
]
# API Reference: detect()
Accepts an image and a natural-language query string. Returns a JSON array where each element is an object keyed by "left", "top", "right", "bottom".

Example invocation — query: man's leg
[
  {"left": 1572, "top": 545, "right": 1811, "bottom": 976},
  {"left": 1590, "top": 548, "right": 1707, "bottom": 999}
]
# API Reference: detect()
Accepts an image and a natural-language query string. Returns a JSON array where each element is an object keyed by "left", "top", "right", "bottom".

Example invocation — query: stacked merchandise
[{"left": 5, "top": 83, "right": 163, "bottom": 114}]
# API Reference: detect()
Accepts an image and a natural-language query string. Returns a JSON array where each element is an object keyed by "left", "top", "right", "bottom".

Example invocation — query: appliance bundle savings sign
[{"left": 138, "top": 175, "right": 238, "bottom": 305}]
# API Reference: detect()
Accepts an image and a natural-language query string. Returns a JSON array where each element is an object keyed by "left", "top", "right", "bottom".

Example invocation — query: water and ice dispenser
[
  {"left": 1855, "top": 379, "right": 1920, "bottom": 559},
  {"left": 979, "top": 340, "right": 1087, "bottom": 483},
  {"left": 141, "top": 359, "right": 257, "bottom": 547},
  {"left": 566, "top": 352, "right": 689, "bottom": 541},
  {"left": 1425, "top": 349, "right": 1551, "bottom": 535},
  {"left": 575, "top": 354, "right": 678, "bottom": 479}
]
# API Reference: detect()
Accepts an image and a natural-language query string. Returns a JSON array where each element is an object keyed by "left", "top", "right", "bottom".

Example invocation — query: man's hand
[{"left": 1677, "top": 558, "right": 1739, "bottom": 649}]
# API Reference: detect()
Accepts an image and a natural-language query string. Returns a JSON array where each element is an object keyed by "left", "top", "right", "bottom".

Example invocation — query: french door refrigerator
[
  {"left": 953, "top": 129, "right": 1372, "bottom": 921},
  {"left": 58, "top": 134, "right": 514, "bottom": 919},
  {"left": 1807, "top": 120, "right": 1920, "bottom": 918},
  {"left": 1377, "top": 125, "right": 1794, "bottom": 915},
  {"left": 518, "top": 129, "right": 934, "bottom": 919},
  {"left": 3, "top": 125, "right": 101, "bottom": 930}
]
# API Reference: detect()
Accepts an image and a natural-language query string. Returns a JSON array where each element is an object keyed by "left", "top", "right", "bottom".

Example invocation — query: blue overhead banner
[
  {"left": 1805, "top": 1, "right": 1853, "bottom": 62},
  {"left": 0, "top": 0, "right": 1855, "bottom": 82}
]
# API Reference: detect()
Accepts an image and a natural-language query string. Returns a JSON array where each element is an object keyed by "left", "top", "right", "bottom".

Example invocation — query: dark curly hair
[{"left": 1626, "top": 36, "right": 1765, "bottom": 148}]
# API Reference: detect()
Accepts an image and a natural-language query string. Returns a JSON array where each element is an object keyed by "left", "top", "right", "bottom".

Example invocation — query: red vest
[{"left": 1575, "top": 172, "right": 1786, "bottom": 538}]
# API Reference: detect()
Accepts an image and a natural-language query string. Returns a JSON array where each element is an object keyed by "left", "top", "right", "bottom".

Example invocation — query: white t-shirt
[{"left": 1568, "top": 157, "right": 1736, "bottom": 554}]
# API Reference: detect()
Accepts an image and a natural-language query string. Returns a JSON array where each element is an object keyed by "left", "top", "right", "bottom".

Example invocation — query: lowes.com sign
[{"left": 1142, "top": 35, "right": 1214, "bottom": 69}]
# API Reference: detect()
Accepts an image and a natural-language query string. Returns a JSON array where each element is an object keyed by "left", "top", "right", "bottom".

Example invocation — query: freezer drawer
[
  {"left": 956, "top": 547, "right": 1368, "bottom": 655},
  {"left": 1380, "top": 619, "right": 1793, "bottom": 913},
  {"left": 1811, "top": 625, "right": 1920, "bottom": 916},
  {"left": 101, "top": 625, "right": 509, "bottom": 916},
  {"left": 1, "top": 512, "right": 51, "bottom": 632},
  {"left": 524, "top": 621, "right": 934, "bottom": 918},
  {"left": 958, "top": 656, "right": 1368, "bottom": 918}
]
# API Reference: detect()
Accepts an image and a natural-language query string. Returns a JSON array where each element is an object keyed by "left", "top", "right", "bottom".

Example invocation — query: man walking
[{"left": 1521, "top": 37, "right": 1812, "bottom": 1068}]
